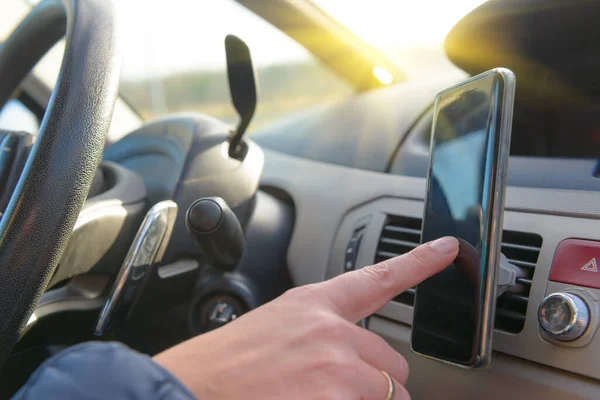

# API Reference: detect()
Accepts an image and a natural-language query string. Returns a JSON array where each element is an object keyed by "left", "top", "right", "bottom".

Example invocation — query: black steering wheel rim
[{"left": 0, "top": 0, "right": 120, "bottom": 365}]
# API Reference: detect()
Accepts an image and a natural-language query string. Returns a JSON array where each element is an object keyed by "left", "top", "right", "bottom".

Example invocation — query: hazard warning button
[{"left": 549, "top": 239, "right": 600, "bottom": 289}]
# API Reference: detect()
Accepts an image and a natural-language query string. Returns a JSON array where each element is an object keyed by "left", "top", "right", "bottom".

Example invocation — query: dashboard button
[
  {"left": 539, "top": 292, "right": 590, "bottom": 341},
  {"left": 344, "top": 228, "right": 364, "bottom": 272},
  {"left": 549, "top": 239, "right": 600, "bottom": 289}
]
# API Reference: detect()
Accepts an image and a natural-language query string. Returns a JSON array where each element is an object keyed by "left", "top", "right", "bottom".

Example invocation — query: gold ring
[{"left": 380, "top": 370, "right": 395, "bottom": 400}]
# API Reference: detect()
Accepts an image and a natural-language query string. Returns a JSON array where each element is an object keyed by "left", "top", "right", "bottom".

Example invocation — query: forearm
[{"left": 13, "top": 342, "right": 195, "bottom": 400}]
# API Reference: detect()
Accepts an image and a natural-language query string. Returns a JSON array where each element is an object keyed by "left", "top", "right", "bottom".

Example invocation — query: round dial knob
[{"left": 538, "top": 293, "right": 590, "bottom": 341}]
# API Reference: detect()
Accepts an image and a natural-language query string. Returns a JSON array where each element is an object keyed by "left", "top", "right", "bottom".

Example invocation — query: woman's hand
[{"left": 154, "top": 236, "right": 459, "bottom": 400}]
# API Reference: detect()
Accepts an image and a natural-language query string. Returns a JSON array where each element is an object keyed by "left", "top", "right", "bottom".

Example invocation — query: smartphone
[{"left": 410, "top": 68, "right": 515, "bottom": 368}]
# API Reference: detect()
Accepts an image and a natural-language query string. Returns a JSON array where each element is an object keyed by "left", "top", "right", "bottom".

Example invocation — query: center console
[
  {"left": 259, "top": 146, "right": 600, "bottom": 399},
  {"left": 328, "top": 196, "right": 600, "bottom": 380}
]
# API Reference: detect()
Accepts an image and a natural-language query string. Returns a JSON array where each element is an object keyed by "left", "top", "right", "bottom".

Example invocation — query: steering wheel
[{"left": 0, "top": 0, "right": 119, "bottom": 365}]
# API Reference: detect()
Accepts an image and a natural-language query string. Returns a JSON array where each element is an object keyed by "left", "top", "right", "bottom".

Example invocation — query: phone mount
[{"left": 497, "top": 254, "right": 524, "bottom": 296}]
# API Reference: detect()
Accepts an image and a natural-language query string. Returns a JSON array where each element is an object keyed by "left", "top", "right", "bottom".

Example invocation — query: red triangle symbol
[{"left": 581, "top": 258, "right": 598, "bottom": 272}]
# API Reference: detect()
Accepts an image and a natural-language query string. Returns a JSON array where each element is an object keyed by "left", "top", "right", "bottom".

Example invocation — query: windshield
[
  {"left": 1, "top": 0, "right": 484, "bottom": 128},
  {"left": 116, "top": 0, "right": 353, "bottom": 128}
]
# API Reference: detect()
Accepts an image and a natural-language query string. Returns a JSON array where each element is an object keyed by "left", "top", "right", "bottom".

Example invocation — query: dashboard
[
  {"left": 260, "top": 148, "right": 600, "bottom": 399},
  {"left": 255, "top": 66, "right": 600, "bottom": 397}
]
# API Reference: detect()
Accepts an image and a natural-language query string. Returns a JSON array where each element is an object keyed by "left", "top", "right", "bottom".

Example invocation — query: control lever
[
  {"left": 225, "top": 34, "right": 257, "bottom": 159},
  {"left": 186, "top": 197, "right": 245, "bottom": 271},
  {"left": 94, "top": 200, "right": 178, "bottom": 336}
]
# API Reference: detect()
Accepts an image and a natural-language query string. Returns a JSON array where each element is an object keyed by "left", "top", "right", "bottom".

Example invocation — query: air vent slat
[
  {"left": 507, "top": 259, "right": 537, "bottom": 269},
  {"left": 383, "top": 226, "right": 421, "bottom": 236},
  {"left": 501, "top": 293, "right": 529, "bottom": 303},
  {"left": 376, "top": 250, "right": 402, "bottom": 259},
  {"left": 515, "top": 277, "right": 532, "bottom": 286},
  {"left": 380, "top": 238, "right": 419, "bottom": 248},
  {"left": 501, "top": 242, "right": 541, "bottom": 252},
  {"left": 495, "top": 308, "right": 526, "bottom": 322},
  {"left": 376, "top": 216, "right": 542, "bottom": 335}
]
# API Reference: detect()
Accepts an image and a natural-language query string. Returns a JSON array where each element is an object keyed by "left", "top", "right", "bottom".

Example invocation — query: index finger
[{"left": 318, "top": 236, "right": 459, "bottom": 322}]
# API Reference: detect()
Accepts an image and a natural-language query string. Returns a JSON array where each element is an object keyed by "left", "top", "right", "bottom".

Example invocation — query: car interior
[{"left": 1, "top": 0, "right": 600, "bottom": 398}]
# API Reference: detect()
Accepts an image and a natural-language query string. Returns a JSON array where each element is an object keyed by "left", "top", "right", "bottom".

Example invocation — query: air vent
[
  {"left": 375, "top": 216, "right": 543, "bottom": 334},
  {"left": 375, "top": 216, "right": 421, "bottom": 305},
  {"left": 496, "top": 230, "right": 543, "bottom": 333}
]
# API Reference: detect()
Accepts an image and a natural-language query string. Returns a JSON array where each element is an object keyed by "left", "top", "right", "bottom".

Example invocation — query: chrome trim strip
[{"left": 157, "top": 259, "right": 200, "bottom": 279}]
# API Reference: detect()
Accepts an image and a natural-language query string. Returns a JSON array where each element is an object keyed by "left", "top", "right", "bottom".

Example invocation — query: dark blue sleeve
[{"left": 13, "top": 341, "right": 195, "bottom": 400}]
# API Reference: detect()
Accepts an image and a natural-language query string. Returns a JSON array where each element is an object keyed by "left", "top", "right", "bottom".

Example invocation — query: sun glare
[
  {"left": 313, "top": 0, "right": 486, "bottom": 50},
  {"left": 372, "top": 66, "right": 394, "bottom": 85}
]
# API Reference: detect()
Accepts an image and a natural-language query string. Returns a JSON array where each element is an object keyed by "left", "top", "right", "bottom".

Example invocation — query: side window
[
  {"left": 118, "top": 0, "right": 353, "bottom": 130},
  {"left": 1, "top": 2, "right": 39, "bottom": 133},
  {"left": 0, "top": 99, "right": 39, "bottom": 133}
]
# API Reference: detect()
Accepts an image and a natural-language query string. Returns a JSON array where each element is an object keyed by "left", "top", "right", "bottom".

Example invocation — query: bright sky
[
  {"left": 314, "top": 0, "right": 486, "bottom": 49},
  {"left": 118, "top": 0, "right": 311, "bottom": 79},
  {"left": 2, "top": 0, "right": 486, "bottom": 82}
]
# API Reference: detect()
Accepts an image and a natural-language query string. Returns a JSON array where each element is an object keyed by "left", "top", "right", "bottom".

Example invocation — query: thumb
[{"left": 317, "top": 236, "right": 459, "bottom": 322}]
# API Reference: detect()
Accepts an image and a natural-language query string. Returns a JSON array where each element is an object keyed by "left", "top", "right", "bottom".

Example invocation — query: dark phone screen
[{"left": 411, "top": 73, "right": 503, "bottom": 366}]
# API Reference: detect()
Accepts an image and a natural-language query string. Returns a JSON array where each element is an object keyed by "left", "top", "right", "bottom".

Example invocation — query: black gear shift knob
[{"left": 186, "top": 197, "right": 245, "bottom": 270}]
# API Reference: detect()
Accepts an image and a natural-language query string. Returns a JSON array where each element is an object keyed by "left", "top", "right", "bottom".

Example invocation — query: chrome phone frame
[{"left": 411, "top": 68, "right": 516, "bottom": 368}]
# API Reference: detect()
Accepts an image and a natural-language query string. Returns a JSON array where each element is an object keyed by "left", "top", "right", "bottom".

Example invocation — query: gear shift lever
[{"left": 186, "top": 197, "right": 245, "bottom": 271}]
